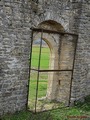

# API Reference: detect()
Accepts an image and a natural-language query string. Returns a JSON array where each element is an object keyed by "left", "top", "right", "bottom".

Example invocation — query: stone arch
[
  {"left": 32, "top": 20, "right": 65, "bottom": 100},
  {"left": 33, "top": 32, "right": 57, "bottom": 54},
  {"left": 32, "top": 16, "right": 67, "bottom": 31},
  {"left": 33, "top": 19, "right": 65, "bottom": 67},
  {"left": 33, "top": 19, "right": 65, "bottom": 52},
  {"left": 37, "top": 20, "right": 65, "bottom": 32},
  {"left": 33, "top": 31, "right": 59, "bottom": 73}
]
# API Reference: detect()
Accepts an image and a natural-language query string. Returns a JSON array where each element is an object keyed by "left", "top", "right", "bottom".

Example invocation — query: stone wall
[
  {"left": 0, "top": 0, "right": 90, "bottom": 115},
  {"left": 70, "top": 1, "right": 90, "bottom": 103},
  {"left": 0, "top": 0, "right": 31, "bottom": 115}
]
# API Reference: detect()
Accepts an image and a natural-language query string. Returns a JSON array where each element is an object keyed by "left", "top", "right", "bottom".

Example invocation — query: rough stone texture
[
  {"left": 0, "top": 0, "right": 90, "bottom": 115},
  {"left": 0, "top": 0, "right": 31, "bottom": 115}
]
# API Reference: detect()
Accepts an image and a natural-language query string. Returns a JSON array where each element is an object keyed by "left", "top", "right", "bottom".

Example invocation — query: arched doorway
[
  {"left": 27, "top": 20, "right": 78, "bottom": 112},
  {"left": 28, "top": 37, "right": 51, "bottom": 112}
]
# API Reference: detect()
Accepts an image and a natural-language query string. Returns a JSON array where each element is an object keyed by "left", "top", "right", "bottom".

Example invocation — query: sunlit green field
[
  {"left": 28, "top": 46, "right": 50, "bottom": 110},
  {"left": 31, "top": 46, "right": 50, "bottom": 69}
]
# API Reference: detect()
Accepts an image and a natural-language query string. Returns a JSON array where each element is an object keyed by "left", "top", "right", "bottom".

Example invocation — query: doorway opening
[
  {"left": 27, "top": 20, "right": 78, "bottom": 113},
  {"left": 28, "top": 38, "right": 51, "bottom": 112}
]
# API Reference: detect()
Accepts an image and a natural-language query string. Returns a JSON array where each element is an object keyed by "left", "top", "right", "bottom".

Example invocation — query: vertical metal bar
[
  {"left": 26, "top": 30, "right": 33, "bottom": 109},
  {"left": 68, "top": 36, "right": 78, "bottom": 106},
  {"left": 35, "top": 30, "right": 43, "bottom": 113}
]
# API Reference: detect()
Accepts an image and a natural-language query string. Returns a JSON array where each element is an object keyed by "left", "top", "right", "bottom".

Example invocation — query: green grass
[
  {"left": 1, "top": 95, "right": 90, "bottom": 120},
  {"left": 28, "top": 46, "right": 50, "bottom": 110},
  {"left": 28, "top": 79, "right": 47, "bottom": 99},
  {"left": 31, "top": 46, "right": 50, "bottom": 69}
]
